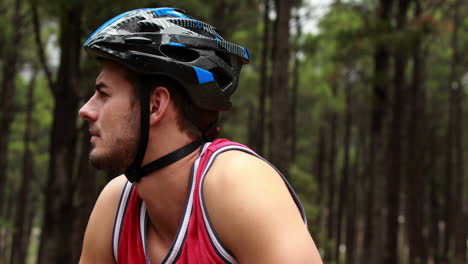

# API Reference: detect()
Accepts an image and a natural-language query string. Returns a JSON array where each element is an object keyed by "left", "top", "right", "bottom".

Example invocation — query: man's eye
[{"left": 98, "top": 90, "right": 109, "bottom": 97}]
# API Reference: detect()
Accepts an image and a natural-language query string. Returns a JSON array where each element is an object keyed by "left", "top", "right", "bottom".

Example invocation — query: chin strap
[
  {"left": 124, "top": 76, "right": 151, "bottom": 183},
  {"left": 125, "top": 139, "right": 203, "bottom": 183}
]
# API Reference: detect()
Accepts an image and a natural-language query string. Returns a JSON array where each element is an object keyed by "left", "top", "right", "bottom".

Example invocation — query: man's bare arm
[
  {"left": 80, "top": 175, "right": 127, "bottom": 264},
  {"left": 204, "top": 151, "right": 323, "bottom": 264}
]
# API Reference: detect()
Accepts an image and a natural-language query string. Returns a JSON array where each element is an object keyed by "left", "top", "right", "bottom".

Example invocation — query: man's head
[
  {"left": 79, "top": 60, "right": 219, "bottom": 171},
  {"left": 81, "top": 7, "right": 249, "bottom": 182}
]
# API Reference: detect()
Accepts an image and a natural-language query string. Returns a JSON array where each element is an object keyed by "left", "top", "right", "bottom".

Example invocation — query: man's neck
[{"left": 134, "top": 141, "right": 201, "bottom": 245}]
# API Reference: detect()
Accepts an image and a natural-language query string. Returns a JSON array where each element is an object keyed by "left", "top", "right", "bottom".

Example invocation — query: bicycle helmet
[
  {"left": 83, "top": 7, "right": 250, "bottom": 182},
  {"left": 84, "top": 7, "right": 250, "bottom": 110}
]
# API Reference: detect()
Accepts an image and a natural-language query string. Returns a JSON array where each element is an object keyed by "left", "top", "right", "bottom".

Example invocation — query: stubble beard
[{"left": 89, "top": 112, "right": 140, "bottom": 173}]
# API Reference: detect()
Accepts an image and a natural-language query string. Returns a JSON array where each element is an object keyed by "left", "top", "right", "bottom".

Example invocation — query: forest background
[{"left": 0, "top": 0, "right": 467, "bottom": 263}]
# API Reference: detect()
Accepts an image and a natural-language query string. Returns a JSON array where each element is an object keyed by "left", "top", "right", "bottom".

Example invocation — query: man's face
[{"left": 79, "top": 61, "right": 140, "bottom": 172}]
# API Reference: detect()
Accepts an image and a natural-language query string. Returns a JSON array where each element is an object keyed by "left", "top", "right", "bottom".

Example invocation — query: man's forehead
[
  {"left": 96, "top": 70, "right": 105, "bottom": 83},
  {"left": 95, "top": 61, "right": 130, "bottom": 84}
]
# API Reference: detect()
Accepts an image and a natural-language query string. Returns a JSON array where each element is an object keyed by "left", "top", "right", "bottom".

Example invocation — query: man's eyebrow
[{"left": 95, "top": 82, "right": 107, "bottom": 91}]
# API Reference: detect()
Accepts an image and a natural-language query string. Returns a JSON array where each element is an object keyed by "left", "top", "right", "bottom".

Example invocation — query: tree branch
[{"left": 30, "top": 0, "right": 55, "bottom": 94}]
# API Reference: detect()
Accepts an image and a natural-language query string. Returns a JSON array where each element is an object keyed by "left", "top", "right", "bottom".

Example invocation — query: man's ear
[{"left": 149, "top": 86, "right": 171, "bottom": 125}]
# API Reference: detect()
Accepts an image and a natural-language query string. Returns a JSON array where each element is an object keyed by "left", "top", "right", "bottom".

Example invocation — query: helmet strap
[{"left": 124, "top": 77, "right": 150, "bottom": 182}]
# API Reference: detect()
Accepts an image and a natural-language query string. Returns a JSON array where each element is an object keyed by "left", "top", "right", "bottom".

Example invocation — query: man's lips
[
  {"left": 88, "top": 128, "right": 100, "bottom": 137},
  {"left": 89, "top": 129, "right": 100, "bottom": 142}
]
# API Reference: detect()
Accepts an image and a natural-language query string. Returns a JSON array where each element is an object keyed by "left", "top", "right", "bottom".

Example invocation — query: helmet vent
[
  {"left": 125, "top": 36, "right": 152, "bottom": 44},
  {"left": 160, "top": 45, "right": 199, "bottom": 62},
  {"left": 138, "top": 20, "right": 163, "bottom": 32},
  {"left": 210, "top": 67, "right": 231, "bottom": 90},
  {"left": 215, "top": 51, "right": 232, "bottom": 67}
]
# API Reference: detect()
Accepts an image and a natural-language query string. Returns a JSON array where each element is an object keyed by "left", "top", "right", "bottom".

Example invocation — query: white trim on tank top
[{"left": 113, "top": 181, "right": 133, "bottom": 262}]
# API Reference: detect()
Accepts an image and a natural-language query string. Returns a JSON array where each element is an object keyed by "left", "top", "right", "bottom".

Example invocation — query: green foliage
[
  {"left": 0, "top": 217, "right": 13, "bottom": 230},
  {"left": 4, "top": 0, "right": 468, "bottom": 263},
  {"left": 7, "top": 74, "right": 52, "bottom": 179}
]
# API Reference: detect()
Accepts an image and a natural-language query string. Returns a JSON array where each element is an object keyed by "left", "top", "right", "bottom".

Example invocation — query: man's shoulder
[
  {"left": 206, "top": 140, "right": 273, "bottom": 181},
  {"left": 203, "top": 142, "right": 290, "bottom": 211},
  {"left": 79, "top": 175, "right": 127, "bottom": 263},
  {"left": 101, "top": 175, "right": 128, "bottom": 201},
  {"left": 91, "top": 174, "right": 128, "bottom": 230},
  {"left": 201, "top": 143, "right": 321, "bottom": 263},
  {"left": 92, "top": 174, "right": 128, "bottom": 212}
]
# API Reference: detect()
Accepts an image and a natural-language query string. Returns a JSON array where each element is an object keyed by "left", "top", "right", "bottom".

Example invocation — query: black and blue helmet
[
  {"left": 84, "top": 7, "right": 250, "bottom": 111},
  {"left": 84, "top": 8, "right": 250, "bottom": 183}
]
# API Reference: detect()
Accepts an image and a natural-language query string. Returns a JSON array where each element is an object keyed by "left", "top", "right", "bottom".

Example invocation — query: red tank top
[{"left": 112, "top": 139, "right": 306, "bottom": 264}]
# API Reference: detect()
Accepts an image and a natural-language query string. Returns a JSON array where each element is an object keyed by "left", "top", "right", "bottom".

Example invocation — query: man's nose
[{"left": 79, "top": 98, "right": 97, "bottom": 121}]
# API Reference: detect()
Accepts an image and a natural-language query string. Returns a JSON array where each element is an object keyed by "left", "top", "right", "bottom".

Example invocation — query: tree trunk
[
  {"left": 336, "top": 73, "right": 352, "bottom": 262},
  {"left": 313, "top": 123, "right": 327, "bottom": 242},
  {"left": 0, "top": 6, "right": 5, "bottom": 59},
  {"left": 1, "top": 179, "right": 17, "bottom": 264},
  {"left": 0, "top": 0, "right": 24, "bottom": 260},
  {"left": 290, "top": 8, "right": 301, "bottom": 163},
  {"left": 315, "top": 125, "right": 326, "bottom": 202},
  {"left": 23, "top": 201, "right": 35, "bottom": 263},
  {"left": 270, "top": 0, "right": 292, "bottom": 174},
  {"left": 208, "top": 0, "right": 241, "bottom": 39},
  {"left": 10, "top": 70, "right": 37, "bottom": 264},
  {"left": 210, "top": 0, "right": 227, "bottom": 35},
  {"left": 354, "top": 115, "right": 367, "bottom": 264},
  {"left": 254, "top": 0, "right": 270, "bottom": 156},
  {"left": 37, "top": 5, "right": 82, "bottom": 264},
  {"left": 0, "top": 0, "right": 23, "bottom": 220},
  {"left": 364, "top": 1, "right": 393, "bottom": 263},
  {"left": 346, "top": 122, "right": 362, "bottom": 264},
  {"left": 314, "top": 123, "right": 326, "bottom": 232},
  {"left": 248, "top": 103, "right": 257, "bottom": 153},
  {"left": 71, "top": 126, "right": 98, "bottom": 263},
  {"left": 443, "top": 67, "right": 455, "bottom": 264},
  {"left": 429, "top": 155, "right": 442, "bottom": 262},
  {"left": 326, "top": 81, "right": 338, "bottom": 262},
  {"left": 443, "top": 1, "right": 462, "bottom": 263},
  {"left": 453, "top": 76, "right": 466, "bottom": 264},
  {"left": 385, "top": 1, "right": 409, "bottom": 264},
  {"left": 452, "top": 1, "right": 466, "bottom": 262},
  {"left": 405, "top": 2, "right": 429, "bottom": 264}
]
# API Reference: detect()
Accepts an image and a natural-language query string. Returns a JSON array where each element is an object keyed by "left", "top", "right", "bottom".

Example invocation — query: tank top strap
[
  {"left": 112, "top": 181, "right": 134, "bottom": 262},
  {"left": 114, "top": 181, "right": 147, "bottom": 264}
]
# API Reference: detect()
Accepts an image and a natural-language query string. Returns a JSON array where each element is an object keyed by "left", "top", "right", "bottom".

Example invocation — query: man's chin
[
  {"left": 89, "top": 151, "right": 130, "bottom": 172},
  {"left": 89, "top": 150, "right": 111, "bottom": 170},
  {"left": 89, "top": 153, "right": 107, "bottom": 170}
]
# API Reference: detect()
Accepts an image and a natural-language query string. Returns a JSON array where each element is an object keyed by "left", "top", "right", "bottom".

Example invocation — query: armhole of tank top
[
  {"left": 112, "top": 181, "right": 134, "bottom": 262},
  {"left": 199, "top": 145, "right": 308, "bottom": 264}
]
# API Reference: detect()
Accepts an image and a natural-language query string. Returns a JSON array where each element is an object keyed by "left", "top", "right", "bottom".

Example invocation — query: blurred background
[{"left": 0, "top": 0, "right": 467, "bottom": 263}]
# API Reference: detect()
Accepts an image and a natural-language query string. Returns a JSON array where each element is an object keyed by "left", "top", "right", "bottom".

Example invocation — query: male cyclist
[{"left": 79, "top": 7, "right": 322, "bottom": 264}]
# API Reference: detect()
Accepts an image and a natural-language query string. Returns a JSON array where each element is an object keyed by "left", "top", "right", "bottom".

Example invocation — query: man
[{"left": 79, "top": 7, "right": 322, "bottom": 264}]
